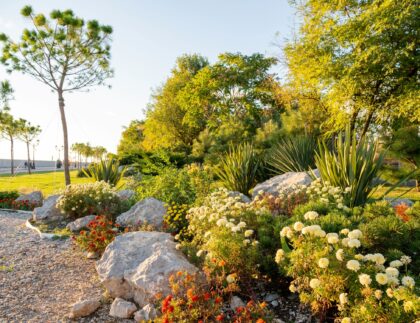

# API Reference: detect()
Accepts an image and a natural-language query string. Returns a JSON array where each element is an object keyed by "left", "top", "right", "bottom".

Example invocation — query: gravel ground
[{"left": 0, "top": 210, "right": 122, "bottom": 323}]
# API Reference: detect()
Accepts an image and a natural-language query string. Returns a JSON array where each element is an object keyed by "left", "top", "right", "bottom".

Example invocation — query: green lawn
[
  {"left": 0, "top": 170, "right": 93, "bottom": 197},
  {"left": 371, "top": 186, "right": 420, "bottom": 202}
]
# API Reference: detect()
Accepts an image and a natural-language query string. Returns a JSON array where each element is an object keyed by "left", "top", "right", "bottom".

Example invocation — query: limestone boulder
[
  {"left": 116, "top": 198, "right": 166, "bottom": 228},
  {"left": 15, "top": 191, "right": 43, "bottom": 206},
  {"left": 385, "top": 198, "right": 414, "bottom": 208},
  {"left": 252, "top": 171, "right": 314, "bottom": 199},
  {"left": 66, "top": 215, "right": 96, "bottom": 232},
  {"left": 134, "top": 304, "right": 157, "bottom": 322},
  {"left": 32, "top": 195, "right": 63, "bottom": 222},
  {"left": 96, "top": 231, "right": 197, "bottom": 307}
]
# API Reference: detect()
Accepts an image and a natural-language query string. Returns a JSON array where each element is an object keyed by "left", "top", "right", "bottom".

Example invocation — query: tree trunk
[
  {"left": 26, "top": 141, "right": 31, "bottom": 174},
  {"left": 58, "top": 91, "right": 71, "bottom": 185},
  {"left": 10, "top": 136, "right": 14, "bottom": 175},
  {"left": 361, "top": 110, "right": 374, "bottom": 138}
]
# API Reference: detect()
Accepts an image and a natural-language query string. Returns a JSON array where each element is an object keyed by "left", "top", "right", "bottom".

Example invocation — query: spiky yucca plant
[
  {"left": 268, "top": 136, "right": 318, "bottom": 174},
  {"left": 84, "top": 158, "right": 126, "bottom": 187},
  {"left": 315, "top": 127, "right": 385, "bottom": 207},
  {"left": 215, "top": 143, "right": 260, "bottom": 195}
]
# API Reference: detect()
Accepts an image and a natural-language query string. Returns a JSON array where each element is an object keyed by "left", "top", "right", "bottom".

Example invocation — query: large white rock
[
  {"left": 15, "top": 191, "right": 43, "bottom": 205},
  {"left": 116, "top": 198, "right": 166, "bottom": 228},
  {"left": 32, "top": 195, "right": 63, "bottom": 222},
  {"left": 109, "top": 297, "right": 137, "bottom": 318},
  {"left": 96, "top": 231, "right": 197, "bottom": 307},
  {"left": 252, "top": 171, "right": 314, "bottom": 198},
  {"left": 66, "top": 215, "right": 96, "bottom": 232}
]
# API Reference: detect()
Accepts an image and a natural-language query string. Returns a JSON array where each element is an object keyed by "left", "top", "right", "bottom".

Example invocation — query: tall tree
[
  {"left": 0, "top": 80, "right": 14, "bottom": 109},
  {"left": 0, "top": 110, "right": 23, "bottom": 174},
  {"left": 0, "top": 6, "right": 113, "bottom": 185},
  {"left": 285, "top": 0, "right": 419, "bottom": 136},
  {"left": 18, "top": 120, "right": 41, "bottom": 174},
  {"left": 117, "top": 120, "right": 145, "bottom": 158}
]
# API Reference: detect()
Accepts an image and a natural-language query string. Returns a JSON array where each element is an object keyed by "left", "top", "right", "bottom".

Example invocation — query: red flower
[
  {"left": 215, "top": 296, "right": 223, "bottom": 304},
  {"left": 191, "top": 295, "right": 199, "bottom": 302},
  {"left": 203, "top": 292, "right": 211, "bottom": 301},
  {"left": 216, "top": 314, "right": 224, "bottom": 321}
]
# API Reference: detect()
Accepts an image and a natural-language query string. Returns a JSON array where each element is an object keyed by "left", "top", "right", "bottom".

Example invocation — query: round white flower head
[
  {"left": 400, "top": 255, "right": 412, "bottom": 265},
  {"left": 175, "top": 244, "right": 182, "bottom": 250},
  {"left": 280, "top": 226, "right": 291, "bottom": 237},
  {"left": 275, "top": 249, "right": 285, "bottom": 264},
  {"left": 346, "top": 260, "right": 361, "bottom": 272},
  {"left": 341, "top": 238, "right": 349, "bottom": 247},
  {"left": 348, "top": 229, "right": 363, "bottom": 239},
  {"left": 386, "top": 288, "right": 394, "bottom": 298},
  {"left": 354, "top": 254, "right": 364, "bottom": 260},
  {"left": 375, "top": 273, "right": 388, "bottom": 285},
  {"left": 385, "top": 267, "right": 399, "bottom": 277},
  {"left": 373, "top": 253, "right": 386, "bottom": 265},
  {"left": 390, "top": 260, "right": 403, "bottom": 268},
  {"left": 342, "top": 317, "right": 351, "bottom": 323},
  {"left": 359, "top": 274, "right": 372, "bottom": 286},
  {"left": 315, "top": 229, "right": 326, "bottom": 238},
  {"left": 309, "top": 278, "right": 321, "bottom": 289},
  {"left": 326, "top": 233, "right": 339, "bottom": 244},
  {"left": 339, "top": 293, "right": 348, "bottom": 304},
  {"left": 401, "top": 276, "right": 415, "bottom": 288},
  {"left": 238, "top": 221, "right": 246, "bottom": 228},
  {"left": 340, "top": 228, "right": 349, "bottom": 235},
  {"left": 196, "top": 250, "right": 205, "bottom": 257},
  {"left": 304, "top": 211, "right": 319, "bottom": 220},
  {"left": 231, "top": 226, "right": 241, "bottom": 233},
  {"left": 374, "top": 289, "right": 383, "bottom": 300},
  {"left": 336, "top": 249, "right": 345, "bottom": 261},
  {"left": 318, "top": 258, "right": 329, "bottom": 268},
  {"left": 293, "top": 221, "right": 304, "bottom": 231},
  {"left": 289, "top": 284, "right": 297, "bottom": 293},
  {"left": 347, "top": 238, "right": 361, "bottom": 248},
  {"left": 244, "top": 230, "right": 254, "bottom": 237},
  {"left": 216, "top": 218, "right": 227, "bottom": 227}
]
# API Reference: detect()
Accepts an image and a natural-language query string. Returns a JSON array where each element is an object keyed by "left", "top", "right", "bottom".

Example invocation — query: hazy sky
[{"left": 0, "top": 0, "right": 295, "bottom": 161}]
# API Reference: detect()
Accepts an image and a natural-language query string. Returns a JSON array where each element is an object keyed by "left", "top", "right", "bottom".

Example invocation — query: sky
[{"left": 0, "top": 0, "right": 295, "bottom": 161}]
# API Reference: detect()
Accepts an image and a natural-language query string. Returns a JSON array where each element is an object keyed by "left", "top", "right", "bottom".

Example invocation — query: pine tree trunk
[
  {"left": 27, "top": 141, "right": 31, "bottom": 174},
  {"left": 58, "top": 91, "right": 71, "bottom": 185},
  {"left": 10, "top": 136, "right": 14, "bottom": 175}
]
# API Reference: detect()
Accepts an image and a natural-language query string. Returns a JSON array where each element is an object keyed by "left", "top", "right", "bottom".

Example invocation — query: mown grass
[
  {"left": 0, "top": 170, "right": 93, "bottom": 197},
  {"left": 371, "top": 186, "right": 420, "bottom": 201}
]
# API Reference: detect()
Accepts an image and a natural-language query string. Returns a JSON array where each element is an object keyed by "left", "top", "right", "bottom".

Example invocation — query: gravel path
[{"left": 0, "top": 210, "right": 118, "bottom": 322}]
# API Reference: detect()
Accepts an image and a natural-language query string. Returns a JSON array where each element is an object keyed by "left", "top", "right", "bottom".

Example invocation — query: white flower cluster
[{"left": 305, "top": 178, "right": 350, "bottom": 210}]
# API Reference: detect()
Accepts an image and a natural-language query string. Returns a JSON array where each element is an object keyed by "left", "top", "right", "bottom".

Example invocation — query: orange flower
[
  {"left": 216, "top": 314, "right": 224, "bottom": 321},
  {"left": 187, "top": 288, "right": 194, "bottom": 299},
  {"left": 259, "top": 302, "right": 267, "bottom": 309},
  {"left": 246, "top": 300, "right": 254, "bottom": 307},
  {"left": 218, "top": 260, "right": 226, "bottom": 267},
  {"left": 256, "top": 319, "right": 265, "bottom": 323},
  {"left": 191, "top": 295, "right": 199, "bottom": 302},
  {"left": 176, "top": 271, "right": 183, "bottom": 277},
  {"left": 215, "top": 296, "right": 223, "bottom": 304}
]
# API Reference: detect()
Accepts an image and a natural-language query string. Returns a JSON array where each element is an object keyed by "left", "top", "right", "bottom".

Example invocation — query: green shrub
[
  {"left": 0, "top": 190, "right": 19, "bottom": 200},
  {"left": 214, "top": 143, "right": 260, "bottom": 195},
  {"left": 268, "top": 135, "right": 318, "bottom": 174},
  {"left": 56, "top": 181, "right": 124, "bottom": 220},
  {"left": 84, "top": 158, "right": 126, "bottom": 187},
  {"left": 315, "top": 126, "right": 385, "bottom": 207},
  {"left": 136, "top": 165, "right": 214, "bottom": 206}
]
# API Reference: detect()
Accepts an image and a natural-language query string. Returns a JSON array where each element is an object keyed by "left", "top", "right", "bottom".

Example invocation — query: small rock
[
  {"left": 385, "top": 198, "right": 414, "bottom": 207},
  {"left": 230, "top": 296, "right": 245, "bottom": 310},
  {"left": 271, "top": 300, "right": 279, "bottom": 307},
  {"left": 66, "top": 215, "right": 96, "bottom": 232},
  {"left": 69, "top": 298, "right": 101, "bottom": 318},
  {"left": 134, "top": 304, "right": 157, "bottom": 322},
  {"left": 86, "top": 252, "right": 99, "bottom": 259},
  {"left": 109, "top": 297, "right": 137, "bottom": 319},
  {"left": 264, "top": 293, "right": 279, "bottom": 302}
]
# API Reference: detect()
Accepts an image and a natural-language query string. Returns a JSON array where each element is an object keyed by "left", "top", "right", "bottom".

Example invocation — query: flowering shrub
[
  {"left": 164, "top": 203, "right": 191, "bottom": 240},
  {"left": 56, "top": 181, "right": 123, "bottom": 219},
  {"left": 73, "top": 216, "right": 119, "bottom": 254},
  {"left": 276, "top": 214, "right": 419, "bottom": 322},
  {"left": 0, "top": 190, "right": 40, "bottom": 210},
  {"left": 305, "top": 178, "right": 351, "bottom": 211},
  {"left": 181, "top": 188, "right": 282, "bottom": 279}
]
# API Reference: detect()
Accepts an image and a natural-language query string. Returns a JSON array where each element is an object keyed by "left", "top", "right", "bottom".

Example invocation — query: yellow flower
[
  {"left": 358, "top": 273, "right": 372, "bottom": 286},
  {"left": 346, "top": 260, "right": 360, "bottom": 272},
  {"left": 309, "top": 278, "right": 320, "bottom": 289},
  {"left": 376, "top": 273, "right": 388, "bottom": 285},
  {"left": 318, "top": 258, "right": 329, "bottom": 268}
]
